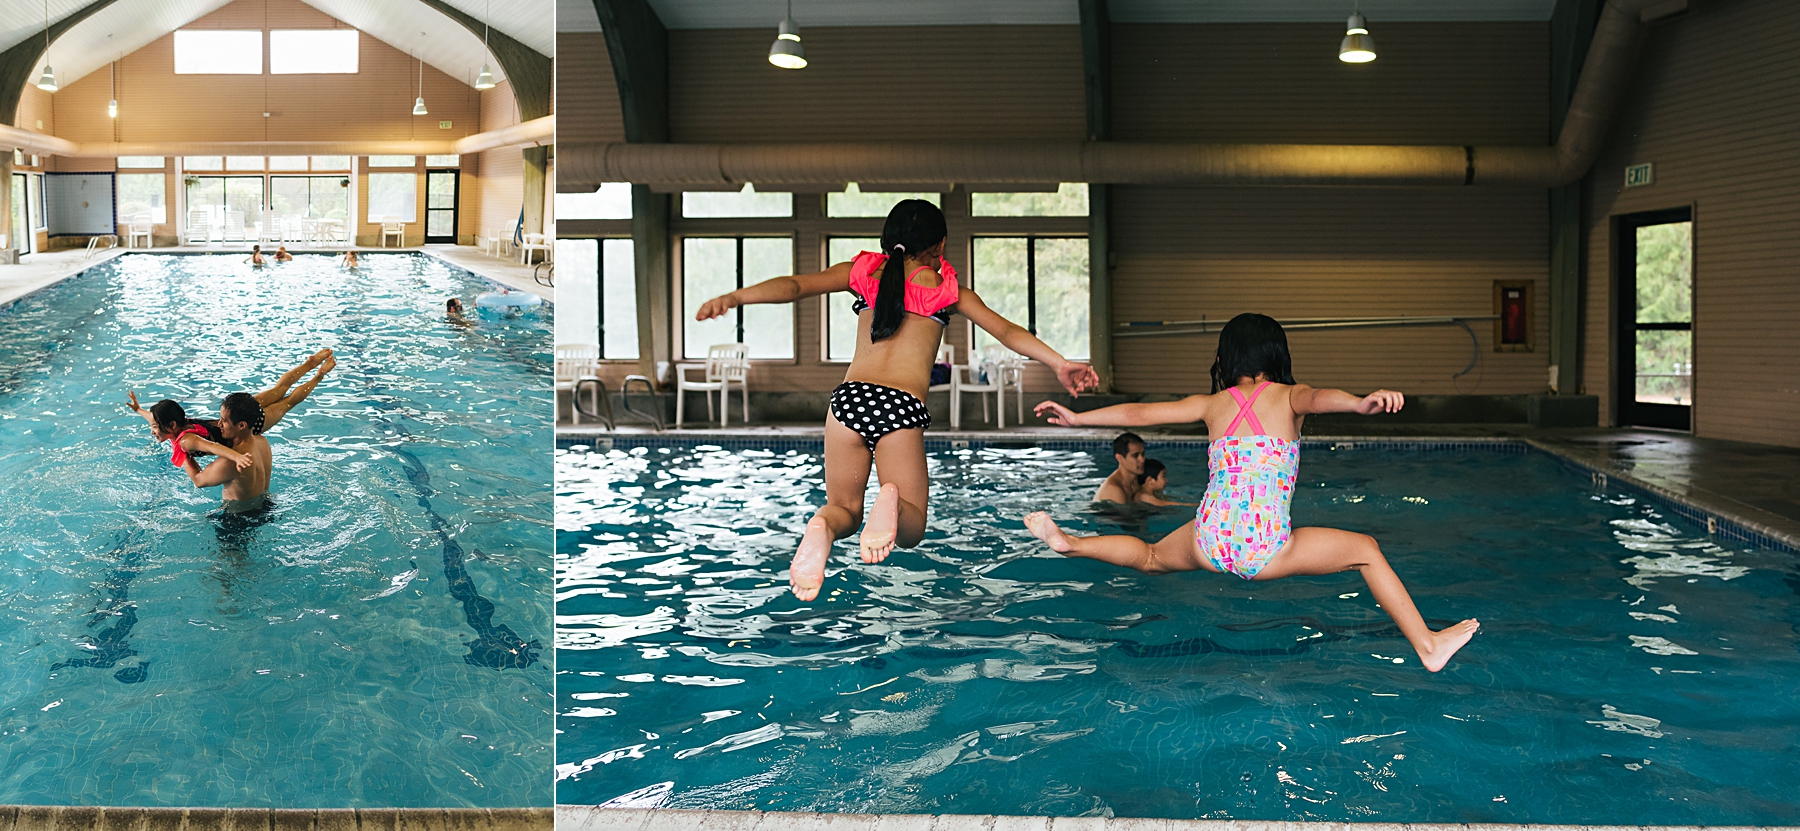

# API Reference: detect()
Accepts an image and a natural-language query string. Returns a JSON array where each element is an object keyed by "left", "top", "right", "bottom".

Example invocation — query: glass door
[
  {"left": 186, "top": 176, "right": 265, "bottom": 242},
  {"left": 10, "top": 173, "right": 29, "bottom": 253},
  {"left": 1614, "top": 207, "right": 1693, "bottom": 430},
  {"left": 425, "top": 170, "right": 458, "bottom": 244}
]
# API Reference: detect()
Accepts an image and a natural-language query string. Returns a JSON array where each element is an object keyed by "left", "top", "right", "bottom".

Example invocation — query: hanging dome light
[
  {"left": 768, "top": 0, "right": 806, "bottom": 70},
  {"left": 108, "top": 99, "right": 118, "bottom": 118},
  {"left": 475, "top": 64, "right": 496, "bottom": 90},
  {"left": 107, "top": 60, "right": 117, "bottom": 117},
  {"left": 36, "top": 66, "right": 57, "bottom": 92},
  {"left": 413, "top": 96, "right": 428, "bottom": 116},
  {"left": 36, "top": 0, "right": 56, "bottom": 91},
  {"left": 412, "top": 46, "right": 428, "bottom": 115},
  {"left": 474, "top": 0, "right": 497, "bottom": 89},
  {"left": 1338, "top": 12, "right": 1377, "bottom": 63}
]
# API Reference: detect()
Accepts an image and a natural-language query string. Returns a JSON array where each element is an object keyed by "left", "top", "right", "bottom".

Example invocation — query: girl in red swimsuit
[
  {"left": 695, "top": 199, "right": 1100, "bottom": 600},
  {"left": 126, "top": 393, "right": 253, "bottom": 471}
]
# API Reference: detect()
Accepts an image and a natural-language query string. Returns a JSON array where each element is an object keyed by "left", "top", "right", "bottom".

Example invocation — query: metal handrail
[
  {"left": 572, "top": 377, "right": 614, "bottom": 430},
  {"left": 534, "top": 261, "right": 554, "bottom": 287},
  {"left": 620, "top": 375, "right": 665, "bottom": 431},
  {"left": 1115, "top": 314, "right": 1499, "bottom": 338}
]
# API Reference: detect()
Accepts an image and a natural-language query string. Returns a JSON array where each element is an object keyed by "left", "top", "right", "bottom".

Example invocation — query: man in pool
[
  {"left": 1095, "top": 432, "right": 1148, "bottom": 504},
  {"left": 181, "top": 393, "right": 272, "bottom": 511}
]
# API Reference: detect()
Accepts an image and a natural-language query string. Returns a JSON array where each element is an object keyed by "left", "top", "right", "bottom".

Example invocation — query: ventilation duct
[{"left": 559, "top": 0, "right": 1664, "bottom": 191}]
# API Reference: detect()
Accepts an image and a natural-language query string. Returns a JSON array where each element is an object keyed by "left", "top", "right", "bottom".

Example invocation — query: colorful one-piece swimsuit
[{"left": 1195, "top": 382, "right": 1299, "bottom": 579}]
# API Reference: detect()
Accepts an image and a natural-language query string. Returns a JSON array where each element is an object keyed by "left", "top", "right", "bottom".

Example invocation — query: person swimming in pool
[
  {"left": 125, "top": 394, "right": 254, "bottom": 472},
  {"left": 1023, "top": 313, "right": 1479, "bottom": 672},
  {"left": 273, "top": 246, "right": 293, "bottom": 262},
  {"left": 1095, "top": 432, "right": 1149, "bottom": 504},
  {"left": 1135, "top": 459, "right": 1199, "bottom": 507},
  {"left": 247, "top": 245, "right": 267, "bottom": 266},
  {"left": 341, "top": 250, "right": 358, "bottom": 269},
  {"left": 694, "top": 199, "right": 1099, "bottom": 600}
]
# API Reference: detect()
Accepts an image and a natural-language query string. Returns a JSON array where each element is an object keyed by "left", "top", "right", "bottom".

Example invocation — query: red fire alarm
[{"left": 1494, "top": 281, "right": 1533, "bottom": 352}]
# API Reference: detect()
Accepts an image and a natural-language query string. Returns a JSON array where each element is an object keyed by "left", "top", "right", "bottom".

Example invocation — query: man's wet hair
[{"left": 1112, "top": 432, "right": 1144, "bottom": 459}]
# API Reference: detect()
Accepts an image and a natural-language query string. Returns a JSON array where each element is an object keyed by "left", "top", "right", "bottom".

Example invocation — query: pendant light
[
  {"left": 768, "top": 0, "right": 806, "bottom": 70},
  {"left": 413, "top": 49, "right": 428, "bottom": 116},
  {"left": 474, "top": 0, "right": 497, "bottom": 89},
  {"left": 108, "top": 60, "right": 117, "bottom": 118},
  {"left": 35, "top": 0, "right": 57, "bottom": 92},
  {"left": 1338, "top": 12, "right": 1377, "bottom": 63}
]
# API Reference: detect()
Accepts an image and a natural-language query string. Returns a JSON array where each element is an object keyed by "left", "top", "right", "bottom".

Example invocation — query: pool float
[{"left": 474, "top": 290, "right": 543, "bottom": 314}]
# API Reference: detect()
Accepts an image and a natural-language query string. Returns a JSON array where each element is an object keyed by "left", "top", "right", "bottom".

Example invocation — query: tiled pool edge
[
  {"left": 0, "top": 807, "right": 549, "bottom": 831},
  {"left": 558, "top": 807, "right": 1791, "bottom": 831}
]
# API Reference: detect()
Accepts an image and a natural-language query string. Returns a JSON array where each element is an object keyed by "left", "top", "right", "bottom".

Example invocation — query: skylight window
[
  {"left": 270, "top": 30, "right": 359, "bottom": 74},
  {"left": 174, "top": 31, "right": 263, "bottom": 75}
]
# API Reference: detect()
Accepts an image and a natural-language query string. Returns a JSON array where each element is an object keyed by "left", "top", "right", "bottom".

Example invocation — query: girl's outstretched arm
[
  {"left": 125, "top": 390, "right": 158, "bottom": 428},
  {"left": 1291, "top": 385, "right": 1404, "bottom": 415},
  {"left": 694, "top": 262, "right": 854, "bottom": 321},
  {"left": 957, "top": 288, "right": 1100, "bottom": 395},
  {"left": 1034, "top": 394, "right": 1211, "bottom": 428}
]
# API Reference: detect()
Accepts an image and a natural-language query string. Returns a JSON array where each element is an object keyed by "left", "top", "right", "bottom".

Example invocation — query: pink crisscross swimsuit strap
[{"left": 1224, "top": 382, "right": 1271, "bottom": 436}]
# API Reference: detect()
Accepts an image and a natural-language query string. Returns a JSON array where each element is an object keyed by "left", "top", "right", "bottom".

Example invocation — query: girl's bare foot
[
  {"left": 859, "top": 483, "right": 900, "bottom": 563},
  {"left": 1023, "top": 511, "right": 1074, "bottom": 553},
  {"left": 790, "top": 517, "right": 832, "bottom": 600},
  {"left": 303, "top": 348, "right": 330, "bottom": 369},
  {"left": 318, "top": 353, "right": 336, "bottom": 376},
  {"left": 1416, "top": 619, "right": 1480, "bottom": 672}
]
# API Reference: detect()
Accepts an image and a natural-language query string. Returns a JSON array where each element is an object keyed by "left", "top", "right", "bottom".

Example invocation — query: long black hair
[
  {"left": 870, "top": 199, "right": 949, "bottom": 342},
  {"left": 150, "top": 399, "right": 223, "bottom": 443},
  {"left": 1210, "top": 313, "right": 1297, "bottom": 393}
]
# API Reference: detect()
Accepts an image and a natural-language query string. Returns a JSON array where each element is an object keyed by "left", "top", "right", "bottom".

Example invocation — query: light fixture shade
[
  {"left": 768, "top": 18, "right": 806, "bottom": 69},
  {"left": 413, "top": 96, "right": 429, "bottom": 116},
  {"left": 36, "top": 66, "right": 56, "bottom": 91},
  {"left": 475, "top": 64, "right": 496, "bottom": 90},
  {"left": 1339, "top": 13, "right": 1376, "bottom": 63},
  {"left": 108, "top": 99, "right": 118, "bottom": 118}
]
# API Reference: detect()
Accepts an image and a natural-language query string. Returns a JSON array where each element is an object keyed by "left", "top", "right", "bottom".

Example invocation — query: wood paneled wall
[
  {"left": 1582, "top": 2, "right": 1800, "bottom": 448},
  {"left": 40, "top": 0, "right": 481, "bottom": 144},
  {"left": 468, "top": 80, "right": 522, "bottom": 241},
  {"left": 555, "top": 32, "right": 622, "bottom": 144}
]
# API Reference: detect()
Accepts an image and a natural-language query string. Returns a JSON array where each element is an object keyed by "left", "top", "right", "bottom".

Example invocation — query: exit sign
[
  {"left": 439, "top": 120, "right": 453, "bottom": 130},
  {"left": 1625, "top": 163, "right": 1655, "bottom": 188}
]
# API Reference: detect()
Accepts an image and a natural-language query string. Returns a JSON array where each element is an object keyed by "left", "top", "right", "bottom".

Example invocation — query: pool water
[
  {"left": 0, "top": 254, "right": 552, "bottom": 807},
  {"left": 555, "top": 441, "right": 1800, "bottom": 823}
]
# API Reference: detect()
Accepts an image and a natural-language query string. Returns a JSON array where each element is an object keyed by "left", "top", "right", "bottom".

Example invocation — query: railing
[
  {"left": 1114, "top": 315, "right": 1501, "bottom": 379},
  {"left": 83, "top": 235, "right": 119, "bottom": 259}
]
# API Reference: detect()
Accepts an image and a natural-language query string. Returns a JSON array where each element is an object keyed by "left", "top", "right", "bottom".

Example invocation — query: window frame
[
  {"left": 173, "top": 30, "right": 264, "bottom": 75},
  {"left": 269, "top": 29, "right": 359, "bottom": 75},
  {"left": 968, "top": 233, "right": 1091, "bottom": 362},
  {"left": 675, "top": 233, "right": 798, "bottom": 362}
]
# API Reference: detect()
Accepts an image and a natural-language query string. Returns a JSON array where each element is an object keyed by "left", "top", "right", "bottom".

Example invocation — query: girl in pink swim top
[
  {"left": 694, "top": 199, "right": 1100, "bottom": 601},
  {"left": 1023, "top": 313, "right": 1480, "bottom": 672},
  {"left": 125, "top": 393, "right": 254, "bottom": 472}
]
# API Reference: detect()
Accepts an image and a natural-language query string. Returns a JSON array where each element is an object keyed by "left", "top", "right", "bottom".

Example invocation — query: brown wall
[
  {"left": 468, "top": 80, "right": 523, "bottom": 242},
  {"left": 556, "top": 32, "right": 623, "bottom": 144},
  {"left": 1582, "top": 2, "right": 1800, "bottom": 448},
  {"left": 43, "top": 0, "right": 481, "bottom": 145}
]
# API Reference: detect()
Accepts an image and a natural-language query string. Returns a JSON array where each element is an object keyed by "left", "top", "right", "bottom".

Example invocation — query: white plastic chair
[
  {"left": 126, "top": 218, "right": 152, "bottom": 248},
  {"left": 224, "top": 210, "right": 247, "bottom": 242},
  {"left": 952, "top": 344, "right": 1023, "bottom": 430},
  {"left": 258, "top": 210, "right": 281, "bottom": 243},
  {"left": 185, "top": 209, "right": 211, "bottom": 245},
  {"left": 518, "top": 232, "right": 551, "bottom": 265},
  {"left": 282, "top": 214, "right": 305, "bottom": 243},
  {"left": 555, "top": 344, "right": 602, "bottom": 424},
  {"left": 380, "top": 218, "right": 405, "bottom": 248},
  {"left": 675, "top": 343, "right": 750, "bottom": 428}
]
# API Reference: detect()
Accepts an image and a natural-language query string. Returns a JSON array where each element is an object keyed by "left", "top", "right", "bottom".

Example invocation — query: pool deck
[
  {"left": 557, "top": 422, "right": 1800, "bottom": 552},
  {"left": 560, "top": 807, "right": 1796, "bottom": 831},
  {"left": 0, "top": 244, "right": 547, "bottom": 311},
  {"left": 0, "top": 807, "right": 548, "bottom": 831}
]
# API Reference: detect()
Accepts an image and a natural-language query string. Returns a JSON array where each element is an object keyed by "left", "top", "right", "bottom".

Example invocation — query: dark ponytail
[{"left": 870, "top": 199, "right": 949, "bottom": 342}]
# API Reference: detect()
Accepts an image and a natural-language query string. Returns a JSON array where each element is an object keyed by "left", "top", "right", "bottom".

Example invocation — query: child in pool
[
  {"left": 246, "top": 245, "right": 267, "bottom": 266},
  {"left": 1025, "top": 313, "right": 1479, "bottom": 672},
  {"left": 694, "top": 199, "right": 1099, "bottom": 600},
  {"left": 341, "top": 251, "right": 358, "bottom": 269},
  {"left": 1135, "top": 459, "right": 1198, "bottom": 507},
  {"left": 125, "top": 394, "right": 253, "bottom": 471}
]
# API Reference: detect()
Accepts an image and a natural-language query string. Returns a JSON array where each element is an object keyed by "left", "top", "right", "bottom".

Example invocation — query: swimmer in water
[
  {"left": 247, "top": 245, "right": 267, "bottom": 266},
  {"left": 125, "top": 394, "right": 253, "bottom": 472},
  {"left": 1135, "top": 459, "right": 1199, "bottom": 507},
  {"left": 1023, "top": 313, "right": 1479, "bottom": 672},
  {"left": 446, "top": 297, "right": 465, "bottom": 316},
  {"left": 273, "top": 246, "right": 293, "bottom": 262},
  {"left": 1094, "top": 432, "right": 1148, "bottom": 504},
  {"left": 341, "top": 250, "right": 358, "bottom": 269}
]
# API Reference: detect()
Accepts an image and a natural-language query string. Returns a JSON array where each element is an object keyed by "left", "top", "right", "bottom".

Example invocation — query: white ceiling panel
[
  {"left": 557, "top": 0, "right": 597, "bottom": 33},
  {"left": 642, "top": 0, "right": 1559, "bottom": 29},
  {"left": 0, "top": 0, "right": 549, "bottom": 93}
]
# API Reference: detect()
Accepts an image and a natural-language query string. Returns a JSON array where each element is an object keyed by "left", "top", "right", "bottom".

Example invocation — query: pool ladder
[{"left": 573, "top": 375, "right": 665, "bottom": 431}]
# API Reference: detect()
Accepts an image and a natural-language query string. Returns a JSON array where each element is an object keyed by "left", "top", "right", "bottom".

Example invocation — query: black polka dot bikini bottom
[{"left": 829, "top": 381, "right": 932, "bottom": 451}]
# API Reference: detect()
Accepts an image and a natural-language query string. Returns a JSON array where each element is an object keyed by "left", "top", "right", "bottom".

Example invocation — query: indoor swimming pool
[
  {"left": 556, "top": 440, "right": 1800, "bottom": 823},
  {"left": 0, "top": 254, "right": 552, "bottom": 807}
]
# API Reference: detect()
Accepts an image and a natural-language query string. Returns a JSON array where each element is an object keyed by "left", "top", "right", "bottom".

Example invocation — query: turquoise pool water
[
  {"left": 555, "top": 441, "right": 1800, "bottom": 823},
  {"left": 0, "top": 254, "right": 551, "bottom": 807}
]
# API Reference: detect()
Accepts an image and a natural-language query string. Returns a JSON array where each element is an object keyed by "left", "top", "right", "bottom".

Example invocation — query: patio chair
[
  {"left": 555, "top": 344, "right": 602, "bottom": 425},
  {"left": 185, "top": 209, "right": 211, "bottom": 245},
  {"left": 380, "top": 218, "right": 405, "bottom": 248},
  {"left": 126, "top": 218, "right": 153, "bottom": 248},
  {"left": 674, "top": 343, "right": 750, "bottom": 428}
]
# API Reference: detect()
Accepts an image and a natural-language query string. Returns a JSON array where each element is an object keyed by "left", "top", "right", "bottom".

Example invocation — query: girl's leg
[
  {"left": 861, "top": 427, "right": 929, "bottom": 563},
  {"left": 1022, "top": 512, "right": 1212, "bottom": 575},
  {"left": 260, "top": 352, "right": 335, "bottom": 430},
  {"left": 255, "top": 349, "right": 332, "bottom": 406},
  {"left": 1255, "top": 527, "right": 1479, "bottom": 672},
  {"left": 791, "top": 414, "right": 872, "bottom": 600}
]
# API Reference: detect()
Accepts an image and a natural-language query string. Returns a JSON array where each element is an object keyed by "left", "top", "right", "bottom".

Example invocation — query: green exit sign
[
  {"left": 1625, "top": 163, "right": 1654, "bottom": 188},
  {"left": 439, "top": 120, "right": 452, "bottom": 130}
]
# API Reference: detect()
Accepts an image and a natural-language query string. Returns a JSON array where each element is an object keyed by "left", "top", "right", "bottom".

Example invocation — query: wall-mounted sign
[
  {"left": 439, "top": 120, "right": 453, "bottom": 130},
  {"left": 1625, "top": 163, "right": 1655, "bottom": 188}
]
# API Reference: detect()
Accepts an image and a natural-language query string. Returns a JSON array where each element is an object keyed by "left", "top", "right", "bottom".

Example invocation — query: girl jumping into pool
[
  {"left": 694, "top": 199, "right": 1099, "bottom": 600},
  {"left": 1024, "top": 313, "right": 1479, "bottom": 671}
]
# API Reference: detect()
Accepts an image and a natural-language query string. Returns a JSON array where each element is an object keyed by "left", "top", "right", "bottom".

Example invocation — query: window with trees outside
[
  {"left": 971, "top": 236, "right": 1089, "bottom": 360},
  {"left": 555, "top": 238, "right": 638, "bottom": 358},
  {"left": 117, "top": 174, "right": 167, "bottom": 224},
  {"left": 366, "top": 173, "right": 417, "bottom": 222},
  {"left": 824, "top": 237, "right": 879, "bottom": 361},
  {"left": 682, "top": 237, "right": 793, "bottom": 359}
]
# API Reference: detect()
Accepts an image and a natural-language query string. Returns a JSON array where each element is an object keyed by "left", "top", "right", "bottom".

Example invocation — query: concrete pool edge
[
  {"left": 557, "top": 807, "right": 1792, "bottom": 831},
  {"left": 0, "top": 807, "right": 550, "bottom": 831}
]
